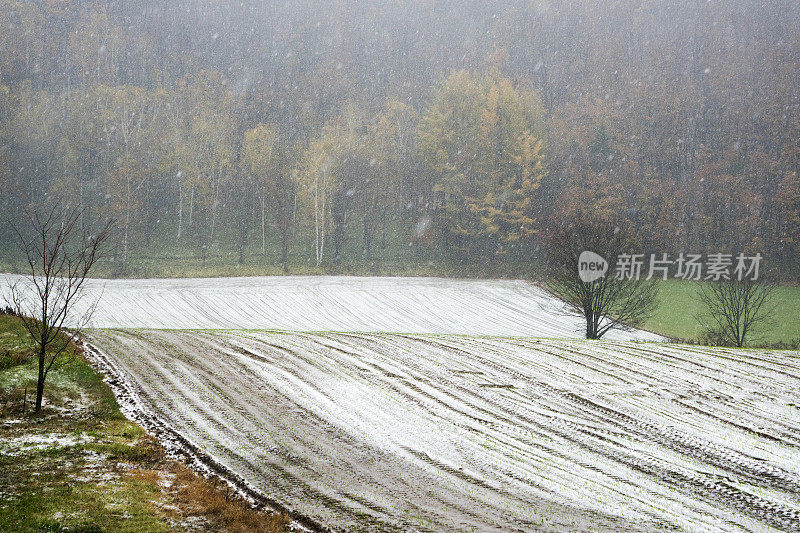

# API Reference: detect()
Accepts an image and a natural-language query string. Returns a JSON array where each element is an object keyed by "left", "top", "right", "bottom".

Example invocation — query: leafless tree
[
  {"left": 698, "top": 277, "right": 775, "bottom": 347},
  {"left": 544, "top": 217, "right": 659, "bottom": 339},
  {"left": 5, "top": 205, "right": 111, "bottom": 412}
]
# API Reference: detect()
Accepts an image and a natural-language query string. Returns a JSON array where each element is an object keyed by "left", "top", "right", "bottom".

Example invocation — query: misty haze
[{"left": 1, "top": 1, "right": 799, "bottom": 532}]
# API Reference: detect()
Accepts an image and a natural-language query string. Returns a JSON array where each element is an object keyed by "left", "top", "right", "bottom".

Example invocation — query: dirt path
[{"left": 88, "top": 330, "right": 800, "bottom": 532}]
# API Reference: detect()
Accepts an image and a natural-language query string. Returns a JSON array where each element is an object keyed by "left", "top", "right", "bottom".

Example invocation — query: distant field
[
  {"left": 0, "top": 274, "right": 656, "bottom": 340},
  {"left": 2, "top": 270, "right": 795, "bottom": 344},
  {"left": 645, "top": 280, "right": 800, "bottom": 345}
]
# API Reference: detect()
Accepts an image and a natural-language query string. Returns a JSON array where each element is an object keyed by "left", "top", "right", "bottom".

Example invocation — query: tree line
[{"left": 1, "top": 0, "right": 798, "bottom": 278}]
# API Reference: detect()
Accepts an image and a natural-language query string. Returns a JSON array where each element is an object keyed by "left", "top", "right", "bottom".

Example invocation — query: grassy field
[
  {"left": 0, "top": 252, "right": 463, "bottom": 280},
  {"left": 644, "top": 280, "right": 800, "bottom": 346},
  {"left": 0, "top": 225, "right": 535, "bottom": 280},
  {"left": 0, "top": 314, "right": 290, "bottom": 533}
]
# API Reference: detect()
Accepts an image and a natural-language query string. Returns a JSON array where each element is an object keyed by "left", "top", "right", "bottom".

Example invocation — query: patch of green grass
[
  {"left": 0, "top": 315, "right": 33, "bottom": 371},
  {"left": 0, "top": 315, "right": 170, "bottom": 532},
  {"left": 0, "top": 253, "right": 463, "bottom": 280},
  {"left": 0, "top": 314, "right": 291, "bottom": 533},
  {"left": 644, "top": 280, "right": 800, "bottom": 346},
  {"left": 0, "top": 470, "right": 173, "bottom": 533},
  {"left": 0, "top": 315, "right": 166, "bottom": 532},
  {"left": 85, "top": 441, "right": 152, "bottom": 462},
  {"left": 0, "top": 315, "right": 31, "bottom": 350},
  {"left": 0, "top": 348, "right": 121, "bottom": 421}
]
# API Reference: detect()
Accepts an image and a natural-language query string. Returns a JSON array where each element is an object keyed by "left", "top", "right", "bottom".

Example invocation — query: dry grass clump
[{"left": 171, "top": 464, "right": 291, "bottom": 533}]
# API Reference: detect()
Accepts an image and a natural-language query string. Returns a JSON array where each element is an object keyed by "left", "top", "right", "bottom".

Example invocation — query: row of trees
[
  {"left": 1, "top": 68, "right": 552, "bottom": 274},
  {"left": 1, "top": 0, "right": 799, "bottom": 277}
]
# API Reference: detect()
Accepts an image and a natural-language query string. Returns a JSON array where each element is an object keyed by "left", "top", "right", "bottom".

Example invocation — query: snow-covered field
[
  {"left": 0, "top": 274, "right": 658, "bottom": 339},
  {"left": 87, "top": 329, "right": 800, "bottom": 532},
  {"left": 5, "top": 274, "right": 798, "bottom": 531}
]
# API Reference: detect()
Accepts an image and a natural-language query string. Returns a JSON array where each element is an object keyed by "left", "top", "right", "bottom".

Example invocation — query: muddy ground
[{"left": 89, "top": 330, "right": 800, "bottom": 532}]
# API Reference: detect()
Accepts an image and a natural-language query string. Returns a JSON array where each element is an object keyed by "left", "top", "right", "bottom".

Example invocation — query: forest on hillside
[{"left": 0, "top": 0, "right": 798, "bottom": 278}]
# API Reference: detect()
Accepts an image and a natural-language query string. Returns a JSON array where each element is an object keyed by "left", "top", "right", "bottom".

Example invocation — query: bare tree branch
[
  {"left": 698, "top": 277, "right": 775, "bottom": 347},
  {"left": 4, "top": 204, "right": 111, "bottom": 413},
  {"left": 544, "top": 216, "right": 658, "bottom": 340}
]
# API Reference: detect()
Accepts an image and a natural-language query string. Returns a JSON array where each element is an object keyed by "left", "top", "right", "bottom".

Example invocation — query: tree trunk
[
  {"left": 177, "top": 185, "right": 183, "bottom": 240},
  {"left": 380, "top": 191, "right": 388, "bottom": 250},
  {"left": 35, "top": 345, "right": 45, "bottom": 412},
  {"left": 261, "top": 195, "right": 266, "bottom": 255},
  {"left": 210, "top": 183, "right": 219, "bottom": 244},
  {"left": 364, "top": 214, "right": 372, "bottom": 261},
  {"left": 281, "top": 228, "right": 289, "bottom": 273},
  {"left": 188, "top": 186, "right": 194, "bottom": 228},
  {"left": 314, "top": 175, "right": 322, "bottom": 267},
  {"left": 122, "top": 206, "right": 130, "bottom": 275},
  {"left": 238, "top": 227, "right": 246, "bottom": 266},
  {"left": 316, "top": 180, "right": 326, "bottom": 268},
  {"left": 585, "top": 308, "right": 598, "bottom": 339},
  {"left": 332, "top": 194, "right": 345, "bottom": 265},
  {"left": 363, "top": 198, "right": 372, "bottom": 260}
]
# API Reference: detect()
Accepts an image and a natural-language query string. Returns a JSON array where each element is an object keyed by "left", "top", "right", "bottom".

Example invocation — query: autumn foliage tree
[
  {"left": 0, "top": 0, "right": 799, "bottom": 277},
  {"left": 241, "top": 123, "right": 280, "bottom": 262},
  {"left": 298, "top": 119, "right": 357, "bottom": 267},
  {"left": 417, "top": 70, "right": 547, "bottom": 261}
]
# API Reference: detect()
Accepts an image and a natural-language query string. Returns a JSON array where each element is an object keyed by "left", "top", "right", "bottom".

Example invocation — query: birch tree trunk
[
  {"left": 314, "top": 171, "right": 322, "bottom": 267},
  {"left": 261, "top": 194, "right": 266, "bottom": 255},
  {"left": 188, "top": 186, "right": 194, "bottom": 228},
  {"left": 177, "top": 185, "right": 183, "bottom": 240}
]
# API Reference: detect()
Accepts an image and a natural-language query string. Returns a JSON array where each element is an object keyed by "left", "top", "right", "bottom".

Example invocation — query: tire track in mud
[
  {"left": 209, "top": 336, "right": 672, "bottom": 528},
  {"left": 449, "top": 336, "right": 800, "bottom": 452},
  {"left": 89, "top": 329, "right": 800, "bottom": 532},
  {"left": 240, "top": 333, "right": 660, "bottom": 532},
  {"left": 549, "top": 391, "right": 800, "bottom": 530},
  {"left": 139, "top": 332, "right": 438, "bottom": 531},
  {"left": 225, "top": 333, "right": 601, "bottom": 528},
  {"left": 581, "top": 342, "right": 800, "bottom": 448},
  {"left": 90, "top": 331, "right": 615, "bottom": 531},
  {"left": 83, "top": 338, "right": 333, "bottom": 533},
  {"left": 282, "top": 332, "right": 792, "bottom": 528},
  {"left": 351, "top": 333, "right": 800, "bottom": 530},
  {"left": 456, "top": 342, "right": 797, "bottom": 462},
  {"left": 95, "top": 332, "right": 447, "bottom": 532},
  {"left": 552, "top": 340, "right": 800, "bottom": 451}
]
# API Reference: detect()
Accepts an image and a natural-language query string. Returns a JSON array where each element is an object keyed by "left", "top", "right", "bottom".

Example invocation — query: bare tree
[
  {"left": 698, "top": 277, "right": 775, "bottom": 347},
  {"left": 544, "top": 217, "right": 659, "bottom": 339},
  {"left": 6, "top": 205, "right": 110, "bottom": 412}
]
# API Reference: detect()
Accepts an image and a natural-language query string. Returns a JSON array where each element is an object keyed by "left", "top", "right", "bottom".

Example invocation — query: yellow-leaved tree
[
  {"left": 299, "top": 119, "right": 359, "bottom": 267},
  {"left": 242, "top": 123, "right": 280, "bottom": 257},
  {"left": 417, "top": 70, "right": 547, "bottom": 260}
]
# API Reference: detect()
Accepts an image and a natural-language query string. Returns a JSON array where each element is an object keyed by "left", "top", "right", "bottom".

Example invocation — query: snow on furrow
[
  {"left": 268, "top": 334, "right": 676, "bottom": 524},
  {"left": 504, "top": 339, "right": 794, "bottom": 444},
  {"left": 485, "top": 339, "right": 800, "bottom": 491},
  {"left": 576, "top": 342, "right": 800, "bottom": 453},
  {"left": 304, "top": 332, "right": 800, "bottom": 528},
  {"left": 0, "top": 274, "right": 659, "bottom": 339},
  {"left": 88, "top": 329, "right": 800, "bottom": 532}
]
